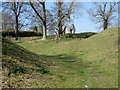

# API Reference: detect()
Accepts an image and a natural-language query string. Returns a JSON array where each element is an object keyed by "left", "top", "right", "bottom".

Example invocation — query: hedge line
[
  {"left": 64, "top": 32, "right": 97, "bottom": 38},
  {"left": 2, "top": 31, "right": 42, "bottom": 37},
  {"left": 48, "top": 32, "right": 97, "bottom": 39},
  {"left": 2, "top": 31, "right": 97, "bottom": 39}
]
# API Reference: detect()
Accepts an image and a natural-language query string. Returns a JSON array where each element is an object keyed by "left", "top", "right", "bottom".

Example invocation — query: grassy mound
[
  {"left": 2, "top": 38, "right": 49, "bottom": 88},
  {"left": 2, "top": 27, "right": 118, "bottom": 88}
]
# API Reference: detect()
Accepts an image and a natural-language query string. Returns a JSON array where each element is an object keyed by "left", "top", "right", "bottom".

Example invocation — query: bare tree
[
  {"left": 88, "top": 2, "right": 118, "bottom": 30},
  {"left": 55, "top": 2, "right": 74, "bottom": 40},
  {"left": 53, "top": 1, "right": 81, "bottom": 40},
  {"left": 29, "top": 0, "right": 47, "bottom": 40},
  {"left": 30, "top": 9, "right": 56, "bottom": 35},
  {"left": 2, "top": 12, "right": 15, "bottom": 31},
  {"left": 14, "top": 2, "right": 23, "bottom": 40},
  {"left": 2, "top": 2, "right": 23, "bottom": 40},
  {"left": 56, "top": 2, "right": 61, "bottom": 40}
]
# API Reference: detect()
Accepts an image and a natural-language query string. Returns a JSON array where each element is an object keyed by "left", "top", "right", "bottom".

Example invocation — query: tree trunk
[
  {"left": 42, "top": 21, "right": 46, "bottom": 40},
  {"left": 15, "top": 15, "right": 19, "bottom": 40},
  {"left": 41, "top": 3, "right": 47, "bottom": 40},
  {"left": 56, "top": 17, "right": 60, "bottom": 40},
  {"left": 59, "top": 23, "right": 63, "bottom": 34},
  {"left": 104, "top": 19, "right": 108, "bottom": 30},
  {"left": 56, "top": 2, "right": 61, "bottom": 40}
]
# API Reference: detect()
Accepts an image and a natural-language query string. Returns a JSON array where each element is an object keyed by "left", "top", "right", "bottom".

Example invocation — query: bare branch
[
  {"left": 16, "top": 2, "right": 19, "bottom": 10},
  {"left": 18, "top": 2, "right": 23, "bottom": 17},
  {"left": 13, "top": 2, "right": 17, "bottom": 15},
  {"left": 61, "top": 1, "right": 74, "bottom": 19},
  {"left": 88, "top": 2, "right": 117, "bottom": 30},
  {"left": 29, "top": 2, "right": 43, "bottom": 21}
]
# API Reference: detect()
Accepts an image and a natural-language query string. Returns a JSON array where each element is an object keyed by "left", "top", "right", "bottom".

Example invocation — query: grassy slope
[
  {"left": 2, "top": 38, "right": 50, "bottom": 88},
  {"left": 2, "top": 28, "right": 118, "bottom": 88}
]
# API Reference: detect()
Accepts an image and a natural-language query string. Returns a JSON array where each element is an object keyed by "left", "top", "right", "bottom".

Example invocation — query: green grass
[{"left": 2, "top": 27, "right": 118, "bottom": 88}]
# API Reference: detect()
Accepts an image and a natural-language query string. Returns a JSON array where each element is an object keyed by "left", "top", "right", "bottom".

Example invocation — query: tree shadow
[
  {"left": 2, "top": 38, "right": 50, "bottom": 72},
  {"left": 2, "top": 38, "right": 89, "bottom": 75},
  {"left": 40, "top": 53, "right": 89, "bottom": 71}
]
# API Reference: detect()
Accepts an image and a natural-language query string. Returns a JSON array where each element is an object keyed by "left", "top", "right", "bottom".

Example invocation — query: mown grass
[{"left": 2, "top": 27, "right": 118, "bottom": 88}]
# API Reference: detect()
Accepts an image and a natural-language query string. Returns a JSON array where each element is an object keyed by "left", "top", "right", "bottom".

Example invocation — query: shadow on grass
[
  {"left": 40, "top": 53, "right": 89, "bottom": 71},
  {"left": 2, "top": 38, "right": 89, "bottom": 74},
  {"left": 2, "top": 38, "right": 50, "bottom": 73}
]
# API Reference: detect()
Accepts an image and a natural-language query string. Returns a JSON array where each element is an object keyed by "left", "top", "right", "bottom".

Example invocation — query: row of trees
[{"left": 2, "top": 1, "right": 118, "bottom": 40}]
